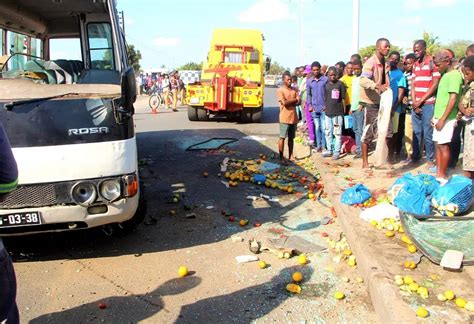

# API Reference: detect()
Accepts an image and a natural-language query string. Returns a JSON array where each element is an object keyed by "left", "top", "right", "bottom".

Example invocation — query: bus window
[
  {"left": 87, "top": 23, "right": 114, "bottom": 70},
  {"left": 6, "top": 31, "right": 28, "bottom": 70},
  {"left": 49, "top": 38, "right": 81, "bottom": 60}
]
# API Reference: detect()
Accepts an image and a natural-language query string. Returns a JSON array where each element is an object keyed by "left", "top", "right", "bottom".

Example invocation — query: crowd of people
[
  {"left": 136, "top": 71, "right": 186, "bottom": 111},
  {"left": 277, "top": 39, "right": 474, "bottom": 182}
]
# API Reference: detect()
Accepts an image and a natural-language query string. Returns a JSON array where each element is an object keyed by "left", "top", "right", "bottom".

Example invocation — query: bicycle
[{"left": 148, "top": 86, "right": 173, "bottom": 110}]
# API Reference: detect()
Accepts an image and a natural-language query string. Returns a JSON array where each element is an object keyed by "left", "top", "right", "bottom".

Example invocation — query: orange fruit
[
  {"left": 203, "top": 172, "right": 209, "bottom": 177},
  {"left": 292, "top": 271, "right": 303, "bottom": 282}
]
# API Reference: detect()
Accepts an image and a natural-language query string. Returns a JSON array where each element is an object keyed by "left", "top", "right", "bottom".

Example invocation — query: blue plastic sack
[
  {"left": 432, "top": 175, "right": 474, "bottom": 216},
  {"left": 253, "top": 174, "right": 266, "bottom": 184},
  {"left": 390, "top": 173, "right": 439, "bottom": 216},
  {"left": 341, "top": 184, "right": 371, "bottom": 205}
]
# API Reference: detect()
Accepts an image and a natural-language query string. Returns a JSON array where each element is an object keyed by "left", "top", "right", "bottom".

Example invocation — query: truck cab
[{"left": 186, "top": 29, "right": 270, "bottom": 123}]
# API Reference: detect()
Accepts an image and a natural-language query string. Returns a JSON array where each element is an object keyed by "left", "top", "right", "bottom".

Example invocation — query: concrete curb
[{"left": 316, "top": 163, "right": 418, "bottom": 323}]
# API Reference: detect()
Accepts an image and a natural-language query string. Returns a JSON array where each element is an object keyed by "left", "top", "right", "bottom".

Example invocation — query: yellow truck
[{"left": 187, "top": 29, "right": 270, "bottom": 123}]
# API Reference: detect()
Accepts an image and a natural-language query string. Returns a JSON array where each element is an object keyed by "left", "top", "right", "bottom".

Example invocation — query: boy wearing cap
[{"left": 432, "top": 50, "right": 464, "bottom": 180}]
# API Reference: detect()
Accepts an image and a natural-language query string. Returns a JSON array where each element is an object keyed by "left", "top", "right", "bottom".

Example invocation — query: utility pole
[
  {"left": 120, "top": 10, "right": 125, "bottom": 36},
  {"left": 351, "top": 0, "right": 360, "bottom": 55}
]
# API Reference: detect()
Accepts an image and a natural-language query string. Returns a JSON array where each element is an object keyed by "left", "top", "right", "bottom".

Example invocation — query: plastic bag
[
  {"left": 390, "top": 173, "right": 439, "bottom": 216},
  {"left": 388, "top": 173, "right": 439, "bottom": 203},
  {"left": 341, "top": 184, "right": 371, "bottom": 205},
  {"left": 432, "top": 175, "right": 474, "bottom": 216},
  {"left": 360, "top": 203, "right": 400, "bottom": 222}
]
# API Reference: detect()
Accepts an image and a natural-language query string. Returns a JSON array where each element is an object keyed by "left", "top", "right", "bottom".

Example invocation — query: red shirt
[{"left": 413, "top": 55, "right": 441, "bottom": 105}]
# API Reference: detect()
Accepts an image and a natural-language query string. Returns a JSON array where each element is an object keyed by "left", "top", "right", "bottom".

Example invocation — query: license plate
[
  {"left": 189, "top": 98, "right": 200, "bottom": 104},
  {"left": 0, "top": 212, "right": 42, "bottom": 227}
]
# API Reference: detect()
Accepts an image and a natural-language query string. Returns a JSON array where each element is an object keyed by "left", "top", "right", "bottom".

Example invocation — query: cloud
[
  {"left": 404, "top": 0, "right": 457, "bottom": 9},
  {"left": 396, "top": 15, "right": 422, "bottom": 25},
  {"left": 153, "top": 37, "right": 181, "bottom": 47},
  {"left": 238, "top": 0, "right": 296, "bottom": 23}
]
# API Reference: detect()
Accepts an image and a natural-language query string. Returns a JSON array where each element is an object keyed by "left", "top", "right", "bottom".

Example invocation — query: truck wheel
[
  {"left": 240, "top": 109, "right": 252, "bottom": 123},
  {"left": 197, "top": 108, "right": 209, "bottom": 121},
  {"left": 188, "top": 106, "right": 198, "bottom": 121},
  {"left": 252, "top": 107, "right": 263, "bottom": 123}
]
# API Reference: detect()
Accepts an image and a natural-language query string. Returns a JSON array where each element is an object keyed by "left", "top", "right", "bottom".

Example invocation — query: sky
[{"left": 117, "top": 0, "right": 474, "bottom": 71}]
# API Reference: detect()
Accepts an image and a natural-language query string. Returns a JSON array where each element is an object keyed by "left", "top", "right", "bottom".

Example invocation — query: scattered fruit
[
  {"left": 443, "top": 290, "right": 455, "bottom": 301},
  {"left": 239, "top": 219, "right": 249, "bottom": 226},
  {"left": 404, "top": 260, "right": 417, "bottom": 269},
  {"left": 334, "top": 291, "right": 345, "bottom": 300},
  {"left": 98, "top": 303, "right": 107, "bottom": 310},
  {"left": 178, "top": 266, "right": 188, "bottom": 277},
  {"left": 417, "top": 287, "right": 429, "bottom": 299},
  {"left": 172, "top": 197, "right": 179, "bottom": 203},
  {"left": 401, "top": 235, "right": 412, "bottom": 245},
  {"left": 342, "top": 249, "right": 352, "bottom": 256},
  {"left": 455, "top": 298, "right": 467, "bottom": 308},
  {"left": 356, "top": 277, "right": 364, "bottom": 284},
  {"left": 228, "top": 216, "right": 235, "bottom": 222},
  {"left": 341, "top": 276, "right": 350, "bottom": 283},
  {"left": 408, "top": 282, "right": 419, "bottom": 292},
  {"left": 416, "top": 307, "right": 429, "bottom": 318},
  {"left": 385, "top": 231, "right": 395, "bottom": 237},
  {"left": 407, "top": 244, "right": 417, "bottom": 253},
  {"left": 292, "top": 271, "right": 303, "bottom": 282},
  {"left": 403, "top": 275, "right": 414, "bottom": 285},
  {"left": 258, "top": 260, "right": 267, "bottom": 269},
  {"left": 437, "top": 293, "right": 447, "bottom": 301},
  {"left": 297, "top": 254, "right": 308, "bottom": 265},
  {"left": 286, "top": 283, "right": 301, "bottom": 294},
  {"left": 169, "top": 209, "right": 176, "bottom": 216},
  {"left": 465, "top": 301, "right": 474, "bottom": 312},
  {"left": 203, "top": 172, "right": 209, "bottom": 177}
]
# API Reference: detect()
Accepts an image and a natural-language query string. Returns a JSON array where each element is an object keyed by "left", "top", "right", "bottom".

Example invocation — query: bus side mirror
[
  {"left": 265, "top": 57, "right": 271, "bottom": 72},
  {"left": 121, "top": 67, "right": 137, "bottom": 111}
]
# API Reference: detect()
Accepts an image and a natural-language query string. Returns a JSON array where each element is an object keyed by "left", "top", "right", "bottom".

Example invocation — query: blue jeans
[
  {"left": 412, "top": 104, "right": 434, "bottom": 162},
  {"left": 325, "top": 115, "right": 343, "bottom": 156},
  {"left": 312, "top": 112, "right": 326, "bottom": 150},
  {"left": 352, "top": 110, "right": 364, "bottom": 154},
  {"left": 0, "top": 247, "right": 19, "bottom": 324}
]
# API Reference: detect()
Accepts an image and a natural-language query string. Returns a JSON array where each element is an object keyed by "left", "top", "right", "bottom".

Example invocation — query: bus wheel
[
  {"left": 119, "top": 191, "right": 147, "bottom": 233},
  {"left": 188, "top": 106, "right": 198, "bottom": 121},
  {"left": 197, "top": 108, "right": 209, "bottom": 121}
]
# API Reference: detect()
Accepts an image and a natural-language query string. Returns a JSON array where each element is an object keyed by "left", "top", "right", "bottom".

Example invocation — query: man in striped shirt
[{"left": 412, "top": 40, "right": 441, "bottom": 166}]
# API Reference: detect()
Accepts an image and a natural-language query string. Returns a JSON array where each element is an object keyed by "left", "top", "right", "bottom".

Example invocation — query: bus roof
[{"left": 0, "top": 0, "right": 113, "bottom": 38}]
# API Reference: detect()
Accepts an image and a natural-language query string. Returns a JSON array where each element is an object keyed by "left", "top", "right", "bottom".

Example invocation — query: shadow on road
[
  {"left": 30, "top": 276, "right": 202, "bottom": 323},
  {"left": 5, "top": 128, "right": 320, "bottom": 262},
  {"left": 176, "top": 265, "right": 312, "bottom": 323}
]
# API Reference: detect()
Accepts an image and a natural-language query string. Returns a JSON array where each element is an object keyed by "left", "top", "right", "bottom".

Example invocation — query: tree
[
  {"left": 268, "top": 61, "right": 286, "bottom": 75},
  {"left": 359, "top": 44, "right": 404, "bottom": 60},
  {"left": 127, "top": 44, "right": 142, "bottom": 73},
  {"left": 444, "top": 39, "right": 473, "bottom": 59},
  {"left": 177, "top": 62, "right": 202, "bottom": 70},
  {"left": 418, "top": 31, "right": 441, "bottom": 55}
]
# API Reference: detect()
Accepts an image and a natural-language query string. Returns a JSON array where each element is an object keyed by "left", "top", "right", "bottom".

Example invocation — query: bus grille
[{"left": 0, "top": 183, "right": 73, "bottom": 209}]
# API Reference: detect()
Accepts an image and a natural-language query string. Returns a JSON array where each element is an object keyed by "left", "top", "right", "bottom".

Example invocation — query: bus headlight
[
  {"left": 123, "top": 174, "right": 139, "bottom": 197},
  {"left": 71, "top": 182, "right": 97, "bottom": 206},
  {"left": 99, "top": 179, "right": 122, "bottom": 202}
]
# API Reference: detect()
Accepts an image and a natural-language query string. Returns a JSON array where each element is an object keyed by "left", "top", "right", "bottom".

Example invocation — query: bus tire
[
  {"left": 252, "top": 107, "right": 263, "bottom": 123},
  {"left": 188, "top": 106, "right": 198, "bottom": 121},
  {"left": 119, "top": 190, "right": 147, "bottom": 233},
  {"left": 197, "top": 108, "right": 209, "bottom": 121}
]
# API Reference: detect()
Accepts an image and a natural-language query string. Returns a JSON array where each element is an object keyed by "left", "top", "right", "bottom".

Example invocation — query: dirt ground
[{"left": 6, "top": 94, "right": 379, "bottom": 323}]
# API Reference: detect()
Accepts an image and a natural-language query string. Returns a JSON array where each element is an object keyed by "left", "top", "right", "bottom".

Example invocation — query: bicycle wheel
[{"left": 149, "top": 94, "right": 161, "bottom": 110}]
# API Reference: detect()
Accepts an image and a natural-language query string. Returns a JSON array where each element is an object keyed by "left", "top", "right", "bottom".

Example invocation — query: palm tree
[{"left": 422, "top": 32, "right": 441, "bottom": 55}]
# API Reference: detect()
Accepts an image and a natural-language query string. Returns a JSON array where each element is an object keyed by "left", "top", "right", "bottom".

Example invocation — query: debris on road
[{"left": 235, "top": 255, "right": 259, "bottom": 263}]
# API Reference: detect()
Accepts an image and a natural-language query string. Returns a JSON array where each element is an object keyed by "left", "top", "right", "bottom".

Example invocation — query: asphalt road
[{"left": 6, "top": 87, "right": 376, "bottom": 323}]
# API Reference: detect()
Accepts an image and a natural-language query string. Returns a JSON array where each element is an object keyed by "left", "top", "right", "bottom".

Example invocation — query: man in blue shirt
[
  {"left": 0, "top": 119, "right": 19, "bottom": 324},
  {"left": 306, "top": 61, "right": 328, "bottom": 152},
  {"left": 388, "top": 51, "right": 407, "bottom": 164}
]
